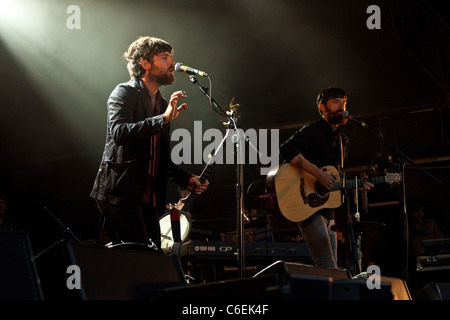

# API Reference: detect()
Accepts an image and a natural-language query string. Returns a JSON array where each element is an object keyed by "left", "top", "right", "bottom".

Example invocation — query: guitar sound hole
[
  {"left": 315, "top": 182, "right": 329, "bottom": 196},
  {"left": 308, "top": 182, "right": 330, "bottom": 207}
]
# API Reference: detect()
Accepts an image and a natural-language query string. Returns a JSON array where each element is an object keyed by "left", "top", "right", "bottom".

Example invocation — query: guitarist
[
  {"left": 90, "top": 36, "right": 208, "bottom": 250},
  {"left": 279, "top": 87, "right": 372, "bottom": 269}
]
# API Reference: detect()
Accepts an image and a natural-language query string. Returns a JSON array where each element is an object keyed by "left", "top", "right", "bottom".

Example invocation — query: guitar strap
[
  {"left": 170, "top": 209, "right": 182, "bottom": 243},
  {"left": 169, "top": 209, "right": 183, "bottom": 258}
]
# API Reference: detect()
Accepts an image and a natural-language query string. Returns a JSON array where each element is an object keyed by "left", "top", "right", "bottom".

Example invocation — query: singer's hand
[
  {"left": 187, "top": 176, "right": 209, "bottom": 195},
  {"left": 163, "top": 90, "right": 187, "bottom": 123}
]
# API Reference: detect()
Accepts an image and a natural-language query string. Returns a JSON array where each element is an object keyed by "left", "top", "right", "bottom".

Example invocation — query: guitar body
[
  {"left": 267, "top": 164, "right": 342, "bottom": 222},
  {"left": 267, "top": 163, "right": 400, "bottom": 223}
]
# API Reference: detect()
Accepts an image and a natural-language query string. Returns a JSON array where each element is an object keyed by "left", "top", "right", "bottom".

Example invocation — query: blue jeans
[{"left": 297, "top": 212, "right": 337, "bottom": 269}]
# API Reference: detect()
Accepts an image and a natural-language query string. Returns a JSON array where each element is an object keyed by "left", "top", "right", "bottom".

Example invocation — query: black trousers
[{"left": 96, "top": 200, "right": 162, "bottom": 249}]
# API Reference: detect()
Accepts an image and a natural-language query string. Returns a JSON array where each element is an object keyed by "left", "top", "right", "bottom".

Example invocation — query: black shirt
[{"left": 280, "top": 118, "right": 348, "bottom": 170}]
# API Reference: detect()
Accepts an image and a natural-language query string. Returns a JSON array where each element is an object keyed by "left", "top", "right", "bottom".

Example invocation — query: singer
[
  {"left": 90, "top": 36, "right": 208, "bottom": 249},
  {"left": 279, "top": 87, "right": 373, "bottom": 269}
]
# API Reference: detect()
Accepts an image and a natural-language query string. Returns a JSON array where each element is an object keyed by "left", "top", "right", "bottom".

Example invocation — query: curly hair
[{"left": 123, "top": 36, "right": 173, "bottom": 78}]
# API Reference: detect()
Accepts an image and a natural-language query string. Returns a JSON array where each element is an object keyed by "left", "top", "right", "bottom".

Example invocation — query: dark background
[{"left": 1, "top": 0, "right": 449, "bottom": 283}]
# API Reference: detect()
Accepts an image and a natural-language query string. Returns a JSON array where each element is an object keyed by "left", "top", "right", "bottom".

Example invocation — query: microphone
[
  {"left": 342, "top": 111, "right": 369, "bottom": 128},
  {"left": 342, "top": 111, "right": 351, "bottom": 119},
  {"left": 174, "top": 62, "right": 208, "bottom": 77}
]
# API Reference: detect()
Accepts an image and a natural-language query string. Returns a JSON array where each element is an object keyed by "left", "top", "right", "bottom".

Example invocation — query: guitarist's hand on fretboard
[{"left": 361, "top": 175, "right": 374, "bottom": 191}]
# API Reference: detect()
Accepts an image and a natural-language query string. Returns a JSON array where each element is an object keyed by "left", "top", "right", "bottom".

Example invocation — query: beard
[
  {"left": 325, "top": 107, "right": 347, "bottom": 125},
  {"left": 151, "top": 72, "right": 175, "bottom": 86}
]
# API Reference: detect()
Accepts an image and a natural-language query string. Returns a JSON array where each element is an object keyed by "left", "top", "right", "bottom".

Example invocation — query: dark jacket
[{"left": 90, "top": 77, "right": 192, "bottom": 213}]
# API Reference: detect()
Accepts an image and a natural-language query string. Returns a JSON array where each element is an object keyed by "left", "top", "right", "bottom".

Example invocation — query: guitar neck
[
  {"left": 181, "top": 158, "right": 215, "bottom": 213},
  {"left": 332, "top": 175, "right": 389, "bottom": 191}
]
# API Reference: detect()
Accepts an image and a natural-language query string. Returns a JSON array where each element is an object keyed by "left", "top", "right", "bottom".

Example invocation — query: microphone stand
[
  {"left": 339, "top": 133, "right": 361, "bottom": 276},
  {"left": 34, "top": 207, "right": 82, "bottom": 260},
  {"left": 354, "top": 176, "right": 362, "bottom": 273},
  {"left": 347, "top": 115, "right": 441, "bottom": 282},
  {"left": 188, "top": 75, "right": 247, "bottom": 278}
]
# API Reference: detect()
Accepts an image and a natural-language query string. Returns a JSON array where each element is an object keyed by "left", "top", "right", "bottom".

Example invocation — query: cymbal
[{"left": 331, "top": 221, "right": 385, "bottom": 234}]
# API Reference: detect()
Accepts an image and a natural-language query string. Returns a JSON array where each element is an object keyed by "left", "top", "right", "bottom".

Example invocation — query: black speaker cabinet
[
  {"left": 253, "top": 260, "right": 345, "bottom": 299},
  {"left": 253, "top": 260, "right": 400, "bottom": 300},
  {"left": 284, "top": 261, "right": 350, "bottom": 280},
  {"left": 153, "top": 273, "right": 285, "bottom": 301},
  {"left": 414, "top": 282, "right": 450, "bottom": 300},
  {"left": 70, "top": 243, "right": 186, "bottom": 300},
  {"left": 380, "top": 275, "right": 411, "bottom": 300},
  {"left": 35, "top": 241, "right": 186, "bottom": 300},
  {"left": 254, "top": 260, "right": 350, "bottom": 280},
  {"left": 0, "top": 231, "right": 43, "bottom": 300}
]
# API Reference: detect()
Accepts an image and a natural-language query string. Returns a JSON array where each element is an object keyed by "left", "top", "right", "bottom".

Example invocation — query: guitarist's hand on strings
[
  {"left": 316, "top": 170, "right": 335, "bottom": 191},
  {"left": 290, "top": 153, "right": 335, "bottom": 191},
  {"left": 187, "top": 176, "right": 209, "bottom": 195}
]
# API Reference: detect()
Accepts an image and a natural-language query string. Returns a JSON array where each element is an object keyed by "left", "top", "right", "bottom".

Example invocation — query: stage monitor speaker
[
  {"left": 35, "top": 241, "right": 186, "bottom": 300},
  {"left": 153, "top": 273, "right": 285, "bottom": 301},
  {"left": 284, "top": 262, "right": 411, "bottom": 300},
  {"left": 413, "top": 282, "right": 450, "bottom": 300},
  {"left": 254, "top": 260, "right": 350, "bottom": 280},
  {"left": 284, "top": 261, "right": 350, "bottom": 280},
  {"left": 254, "top": 260, "right": 401, "bottom": 300},
  {"left": 350, "top": 272, "right": 410, "bottom": 300},
  {"left": 0, "top": 231, "right": 43, "bottom": 300},
  {"left": 253, "top": 260, "right": 343, "bottom": 300},
  {"left": 67, "top": 243, "right": 186, "bottom": 300},
  {"left": 380, "top": 275, "right": 411, "bottom": 300},
  {"left": 332, "top": 279, "right": 393, "bottom": 300}
]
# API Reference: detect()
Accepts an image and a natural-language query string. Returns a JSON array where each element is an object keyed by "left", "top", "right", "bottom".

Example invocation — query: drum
[{"left": 159, "top": 211, "right": 192, "bottom": 252}]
